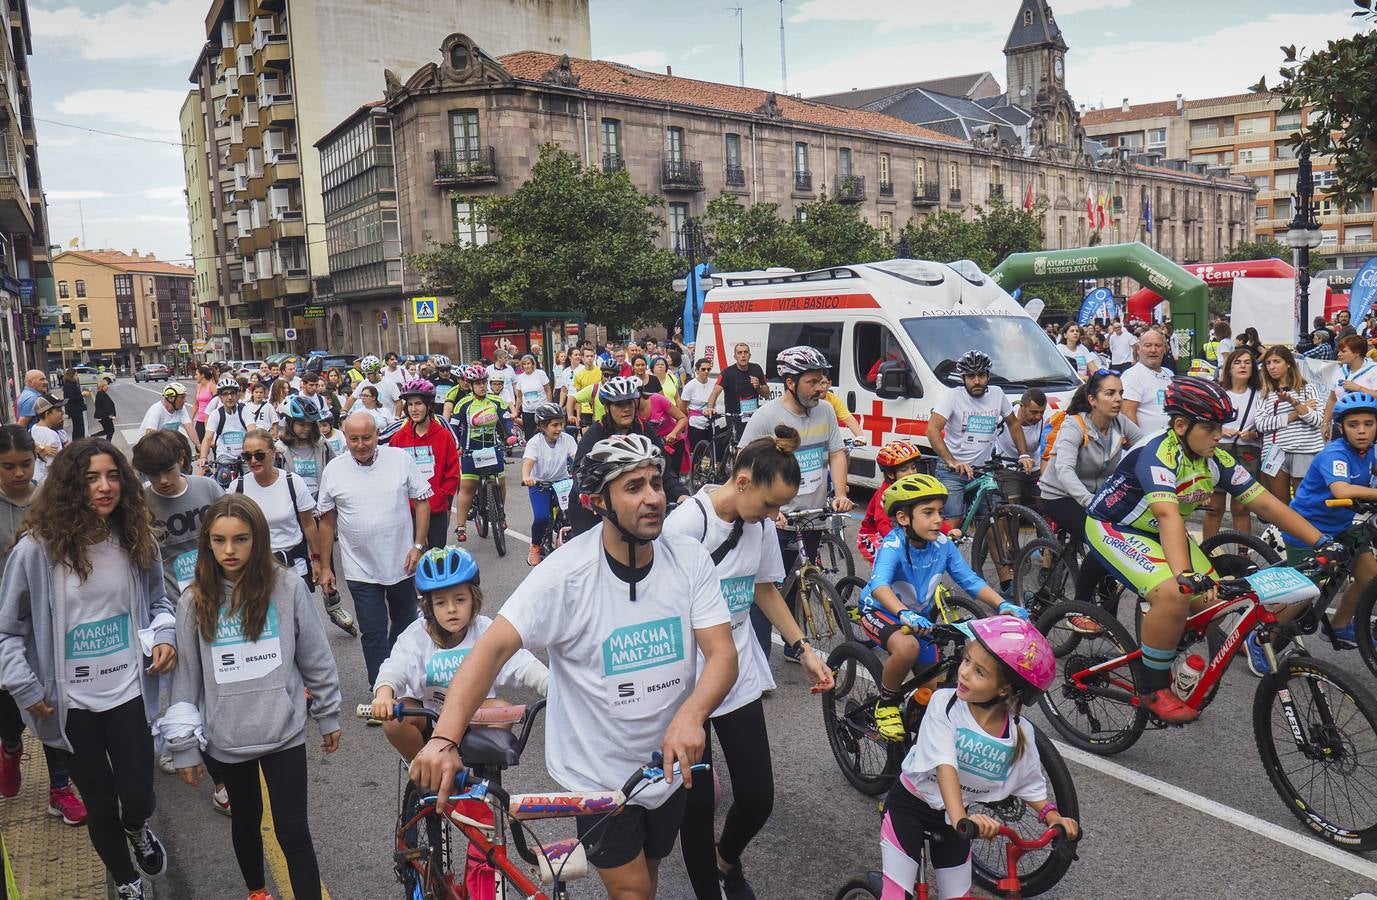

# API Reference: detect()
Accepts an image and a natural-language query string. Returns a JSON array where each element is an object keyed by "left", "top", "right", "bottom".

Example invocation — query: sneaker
[
  {"left": 1244, "top": 631, "right": 1274, "bottom": 677},
  {"left": 1138, "top": 688, "right": 1200, "bottom": 724},
  {"left": 455, "top": 526, "right": 467, "bottom": 543},
  {"left": 115, "top": 881, "right": 145, "bottom": 900},
  {"left": 0, "top": 741, "right": 21, "bottom": 798},
  {"left": 247, "top": 890, "right": 274, "bottom": 900},
  {"left": 874, "top": 700, "right": 905, "bottom": 742},
  {"left": 1067, "top": 614, "right": 1103, "bottom": 635},
  {"left": 526, "top": 545, "right": 542, "bottom": 567},
  {"left": 47, "top": 784, "right": 87, "bottom": 825},
  {"left": 212, "top": 784, "right": 232, "bottom": 817},
  {"left": 1330, "top": 619, "right": 1359, "bottom": 649},
  {"left": 718, "top": 859, "right": 757, "bottom": 900},
  {"left": 157, "top": 753, "right": 176, "bottom": 775},
  {"left": 124, "top": 823, "right": 168, "bottom": 879}
]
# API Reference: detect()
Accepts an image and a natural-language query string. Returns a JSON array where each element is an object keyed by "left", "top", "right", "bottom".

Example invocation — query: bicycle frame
[{"left": 955, "top": 469, "right": 1005, "bottom": 537}]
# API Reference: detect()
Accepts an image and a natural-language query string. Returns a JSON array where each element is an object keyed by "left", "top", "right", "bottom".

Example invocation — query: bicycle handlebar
[
  {"left": 955, "top": 818, "right": 1070, "bottom": 848},
  {"left": 355, "top": 699, "right": 548, "bottom": 760}
]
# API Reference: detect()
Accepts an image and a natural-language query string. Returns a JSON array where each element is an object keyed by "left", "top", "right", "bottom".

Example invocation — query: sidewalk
[{"left": 0, "top": 746, "right": 106, "bottom": 898}]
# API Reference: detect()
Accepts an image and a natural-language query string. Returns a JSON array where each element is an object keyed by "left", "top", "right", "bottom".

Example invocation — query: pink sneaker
[
  {"left": 0, "top": 742, "right": 20, "bottom": 798},
  {"left": 48, "top": 784, "right": 88, "bottom": 825}
]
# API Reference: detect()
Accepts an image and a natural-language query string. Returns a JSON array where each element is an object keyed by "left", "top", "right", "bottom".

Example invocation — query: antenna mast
[
  {"left": 729, "top": 5, "right": 744, "bottom": 86},
  {"left": 779, "top": 0, "right": 788, "bottom": 94}
]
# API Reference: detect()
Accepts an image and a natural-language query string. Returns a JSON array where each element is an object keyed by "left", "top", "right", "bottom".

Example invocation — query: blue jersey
[
  {"left": 859, "top": 527, "right": 988, "bottom": 615},
  {"left": 1285, "top": 437, "right": 1376, "bottom": 547}
]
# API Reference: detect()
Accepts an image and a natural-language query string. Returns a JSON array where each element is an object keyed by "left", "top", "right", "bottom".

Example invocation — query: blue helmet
[
  {"left": 284, "top": 394, "right": 323, "bottom": 423},
  {"left": 1334, "top": 391, "right": 1377, "bottom": 424},
  {"left": 414, "top": 546, "right": 480, "bottom": 593}
]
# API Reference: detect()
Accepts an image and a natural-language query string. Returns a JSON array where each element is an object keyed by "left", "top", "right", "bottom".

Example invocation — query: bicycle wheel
[
  {"left": 970, "top": 503, "right": 1053, "bottom": 581},
  {"left": 489, "top": 485, "right": 507, "bottom": 557},
  {"left": 823, "top": 641, "right": 902, "bottom": 795},
  {"left": 473, "top": 482, "right": 490, "bottom": 539},
  {"left": 799, "top": 576, "right": 856, "bottom": 658},
  {"left": 1012, "top": 538, "right": 1079, "bottom": 649},
  {"left": 1254, "top": 653, "right": 1377, "bottom": 851},
  {"left": 1035, "top": 600, "right": 1148, "bottom": 755},
  {"left": 814, "top": 530, "right": 857, "bottom": 582},
  {"left": 689, "top": 440, "right": 715, "bottom": 491},
  {"left": 834, "top": 575, "right": 869, "bottom": 626},
  {"left": 1200, "top": 529, "right": 1281, "bottom": 576},
  {"left": 832, "top": 872, "right": 883, "bottom": 899},
  {"left": 1354, "top": 579, "right": 1377, "bottom": 680},
  {"left": 398, "top": 783, "right": 456, "bottom": 899},
  {"left": 970, "top": 728, "right": 1080, "bottom": 897},
  {"left": 933, "top": 589, "right": 987, "bottom": 625}
]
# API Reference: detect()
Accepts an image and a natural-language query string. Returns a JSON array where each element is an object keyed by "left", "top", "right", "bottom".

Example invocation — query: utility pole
[
  {"left": 779, "top": 0, "right": 788, "bottom": 95},
  {"left": 728, "top": 5, "right": 744, "bottom": 86}
]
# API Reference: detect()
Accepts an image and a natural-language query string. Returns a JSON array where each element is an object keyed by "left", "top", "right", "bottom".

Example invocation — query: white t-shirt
[
  {"left": 486, "top": 365, "right": 517, "bottom": 405},
  {"left": 497, "top": 525, "right": 730, "bottom": 809},
  {"left": 29, "top": 424, "right": 66, "bottom": 483},
  {"left": 63, "top": 539, "right": 141, "bottom": 712},
  {"left": 932, "top": 386, "right": 1012, "bottom": 466},
  {"left": 993, "top": 416, "right": 1043, "bottom": 463},
  {"left": 316, "top": 446, "right": 433, "bottom": 585},
  {"left": 1225, "top": 387, "right": 1262, "bottom": 448},
  {"left": 227, "top": 471, "right": 315, "bottom": 555},
  {"left": 679, "top": 377, "right": 715, "bottom": 430},
  {"left": 1058, "top": 344, "right": 1102, "bottom": 380},
  {"left": 514, "top": 370, "right": 551, "bottom": 410},
  {"left": 207, "top": 404, "right": 250, "bottom": 463},
  {"left": 1331, "top": 360, "right": 1377, "bottom": 402},
  {"left": 1215, "top": 337, "right": 1236, "bottom": 366},
  {"left": 899, "top": 688, "right": 1047, "bottom": 814},
  {"left": 243, "top": 400, "right": 279, "bottom": 431},
  {"left": 381, "top": 366, "right": 407, "bottom": 388},
  {"left": 1108, "top": 329, "right": 1138, "bottom": 365},
  {"left": 352, "top": 377, "right": 400, "bottom": 411},
  {"left": 141, "top": 400, "right": 190, "bottom": 435},
  {"left": 665, "top": 489, "right": 783, "bottom": 716},
  {"left": 1120, "top": 363, "right": 1174, "bottom": 434},
  {"left": 553, "top": 366, "right": 572, "bottom": 392},
  {"left": 373, "top": 615, "right": 545, "bottom": 708},
  {"left": 297, "top": 390, "right": 331, "bottom": 421},
  {"left": 522, "top": 431, "right": 577, "bottom": 483}
]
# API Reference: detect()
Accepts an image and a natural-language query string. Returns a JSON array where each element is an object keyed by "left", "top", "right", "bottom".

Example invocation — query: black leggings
[
  {"left": 98, "top": 417, "right": 116, "bottom": 441},
  {"left": 209, "top": 744, "right": 321, "bottom": 899},
  {"left": 0, "top": 689, "right": 68, "bottom": 789},
  {"left": 426, "top": 509, "right": 451, "bottom": 550},
  {"left": 521, "top": 411, "right": 539, "bottom": 441},
  {"left": 680, "top": 698, "right": 774, "bottom": 898},
  {"left": 1042, "top": 495, "right": 1088, "bottom": 547},
  {"left": 62, "top": 696, "right": 156, "bottom": 885}
]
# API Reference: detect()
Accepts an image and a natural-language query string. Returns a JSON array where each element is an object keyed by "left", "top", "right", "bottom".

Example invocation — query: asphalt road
[{"left": 96, "top": 378, "right": 1377, "bottom": 899}]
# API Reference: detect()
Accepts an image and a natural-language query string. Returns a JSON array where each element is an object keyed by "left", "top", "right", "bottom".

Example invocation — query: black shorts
[
  {"left": 575, "top": 788, "right": 688, "bottom": 869},
  {"left": 993, "top": 465, "right": 1040, "bottom": 505}
]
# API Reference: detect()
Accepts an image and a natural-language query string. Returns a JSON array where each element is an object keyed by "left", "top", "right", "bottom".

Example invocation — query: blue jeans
[
  {"left": 528, "top": 485, "right": 553, "bottom": 547},
  {"left": 933, "top": 460, "right": 975, "bottom": 520},
  {"left": 347, "top": 579, "right": 419, "bottom": 687}
]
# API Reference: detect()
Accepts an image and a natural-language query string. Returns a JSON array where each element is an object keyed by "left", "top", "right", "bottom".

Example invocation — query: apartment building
[
  {"left": 50, "top": 250, "right": 197, "bottom": 371},
  {"left": 183, "top": 0, "right": 591, "bottom": 359},
  {"left": 181, "top": 90, "right": 221, "bottom": 357},
  {"left": 0, "top": 0, "right": 56, "bottom": 421},
  {"left": 1084, "top": 94, "right": 1377, "bottom": 269}
]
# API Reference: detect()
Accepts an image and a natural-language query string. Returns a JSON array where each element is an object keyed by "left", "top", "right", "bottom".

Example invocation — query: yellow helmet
[{"left": 882, "top": 473, "right": 948, "bottom": 516}]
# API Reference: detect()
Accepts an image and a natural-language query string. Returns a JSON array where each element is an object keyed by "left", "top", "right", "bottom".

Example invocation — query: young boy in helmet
[
  {"left": 859, "top": 474, "right": 1027, "bottom": 742},
  {"left": 1084, "top": 376, "right": 1337, "bottom": 720},
  {"left": 1284, "top": 391, "right": 1377, "bottom": 648}
]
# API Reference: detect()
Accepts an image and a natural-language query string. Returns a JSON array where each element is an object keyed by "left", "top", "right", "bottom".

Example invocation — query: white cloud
[
  {"left": 791, "top": 0, "right": 1131, "bottom": 32},
  {"left": 605, "top": 50, "right": 669, "bottom": 71},
  {"left": 53, "top": 88, "right": 187, "bottom": 137},
  {"left": 686, "top": 44, "right": 716, "bottom": 57},
  {"left": 45, "top": 190, "right": 113, "bottom": 202},
  {"left": 142, "top": 185, "right": 187, "bottom": 203},
  {"left": 31, "top": 0, "right": 204, "bottom": 64}
]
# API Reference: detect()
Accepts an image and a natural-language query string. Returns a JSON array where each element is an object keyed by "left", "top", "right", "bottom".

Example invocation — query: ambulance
[{"left": 698, "top": 258, "right": 1081, "bottom": 489}]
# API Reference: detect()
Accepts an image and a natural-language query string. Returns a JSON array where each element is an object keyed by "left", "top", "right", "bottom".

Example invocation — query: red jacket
[
  {"left": 858, "top": 481, "right": 953, "bottom": 563},
  {"left": 389, "top": 417, "right": 460, "bottom": 512}
]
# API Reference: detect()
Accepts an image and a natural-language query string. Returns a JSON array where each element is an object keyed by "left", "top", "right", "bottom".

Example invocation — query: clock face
[{"left": 1054, "top": 57, "right": 1064, "bottom": 81}]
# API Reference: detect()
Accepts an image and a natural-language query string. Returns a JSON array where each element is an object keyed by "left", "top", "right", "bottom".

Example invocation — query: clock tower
[{"left": 1004, "top": 0, "right": 1083, "bottom": 153}]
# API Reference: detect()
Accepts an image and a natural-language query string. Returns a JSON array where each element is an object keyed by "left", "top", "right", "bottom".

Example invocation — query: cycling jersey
[
  {"left": 1086, "top": 430, "right": 1264, "bottom": 533},
  {"left": 859, "top": 528, "right": 987, "bottom": 617},
  {"left": 1284, "top": 437, "right": 1377, "bottom": 547},
  {"left": 449, "top": 394, "right": 513, "bottom": 452}
]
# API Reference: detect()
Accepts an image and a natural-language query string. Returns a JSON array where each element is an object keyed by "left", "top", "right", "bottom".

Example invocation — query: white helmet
[
  {"left": 577, "top": 434, "right": 664, "bottom": 496},
  {"left": 216, "top": 376, "right": 240, "bottom": 393},
  {"left": 360, "top": 355, "right": 382, "bottom": 374},
  {"left": 430, "top": 354, "right": 451, "bottom": 369},
  {"left": 775, "top": 346, "right": 829, "bottom": 377}
]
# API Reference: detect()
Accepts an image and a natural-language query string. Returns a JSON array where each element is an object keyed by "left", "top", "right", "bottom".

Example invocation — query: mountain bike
[
  {"left": 782, "top": 508, "right": 857, "bottom": 659},
  {"left": 823, "top": 623, "right": 1080, "bottom": 894},
  {"left": 358, "top": 702, "right": 707, "bottom": 899},
  {"left": 1320, "top": 498, "right": 1377, "bottom": 677},
  {"left": 1036, "top": 554, "right": 1377, "bottom": 850},
  {"left": 834, "top": 820, "right": 1078, "bottom": 900},
  {"left": 533, "top": 478, "right": 575, "bottom": 557},
  {"left": 950, "top": 464, "right": 1052, "bottom": 584},
  {"left": 688, "top": 413, "right": 741, "bottom": 491},
  {"left": 471, "top": 469, "right": 508, "bottom": 558}
]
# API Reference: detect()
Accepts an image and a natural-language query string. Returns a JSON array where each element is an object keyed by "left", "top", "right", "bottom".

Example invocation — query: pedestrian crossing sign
[{"left": 411, "top": 296, "right": 439, "bottom": 323}]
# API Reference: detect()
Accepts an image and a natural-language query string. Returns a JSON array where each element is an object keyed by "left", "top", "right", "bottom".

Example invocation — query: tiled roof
[
  {"left": 496, "top": 52, "right": 963, "bottom": 144},
  {"left": 56, "top": 250, "right": 195, "bottom": 276},
  {"left": 1082, "top": 92, "right": 1275, "bottom": 126},
  {"left": 807, "top": 72, "right": 999, "bottom": 109}
]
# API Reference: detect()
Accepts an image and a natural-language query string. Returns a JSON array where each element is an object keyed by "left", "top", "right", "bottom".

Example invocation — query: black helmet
[
  {"left": 1164, "top": 376, "right": 1234, "bottom": 425},
  {"left": 956, "top": 350, "right": 992, "bottom": 375}
]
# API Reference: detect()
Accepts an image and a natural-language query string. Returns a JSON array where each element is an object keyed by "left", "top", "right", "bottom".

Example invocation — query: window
[
  {"left": 1252, "top": 175, "right": 1273, "bottom": 190},
  {"left": 1024, "top": 9, "right": 1032, "bottom": 25},
  {"left": 452, "top": 199, "right": 487, "bottom": 246},
  {"left": 1275, "top": 110, "right": 1303, "bottom": 131},
  {"left": 58, "top": 280, "right": 68, "bottom": 298},
  {"left": 80, "top": 328, "right": 91, "bottom": 348},
  {"left": 601, "top": 119, "right": 621, "bottom": 157},
  {"left": 794, "top": 207, "right": 808, "bottom": 222},
  {"left": 766, "top": 321, "right": 842, "bottom": 382},
  {"left": 1238, "top": 116, "right": 1271, "bottom": 135},
  {"left": 878, "top": 211, "right": 892, "bottom": 235},
  {"left": 1238, "top": 146, "right": 1271, "bottom": 164},
  {"left": 668, "top": 202, "right": 689, "bottom": 251},
  {"left": 901, "top": 315, "right": 1075, "bottom": 388},
  {"left": 724, "top": 133, "right": 742, "bottom": 169},
  {"left": 879, "top": 153, "right": 890, "bottom": 185},
  {"left": 948, "top": 161, "right": 958, "bottom": 186},
  {"left": 149, "top": 302, "right": 157, "bottom": 320},
  {"left": 854, "top": 321, "right": 914, "bottom": 395},
  {"left": 449, "top": 109, "right": 480, "bottom": 160},
  {"left": 1255, "top": 205, "right": 1268, "bottom": 220},
  {"left": 449, "top": 42, "right": 469, "bottom": 70},
  {"left": 1314, "top": 169, "right": 1338, "bottom": 189},
  {"left": 1321, "top": 230, "right": 1339, "bottom": 247},
  {"left": 78, "top": 304, "right": 88, "bottom": 322},
  {"left": 915, "top": 157, "right": 926, "bottom": 185},
  {"left": 666, "top": 126, "right": 685, "bottom": 164},
  {"left": 1147, "top": 127, "right": 1167, "bottom": 148},
  {"left": 838, "top": 147, "right": 852, "bottom": 177},
  {"left": 75, "top": 280, "right": 86, "bottom": 298},
  {"left": 1117, "top": 132, "right": 1143, "bottom": 148},
  {"left": 1054, "top": 118, "right": 1066, "bottom": 145},
  {"left": 1346, "top": 226, "right": 1373, "bottom": 245},
  {"left": 794, "top": 142, "right": 808, "bottom": 174}
]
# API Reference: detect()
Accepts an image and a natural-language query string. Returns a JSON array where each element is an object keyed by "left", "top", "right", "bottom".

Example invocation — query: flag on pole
[
  {"left": 1096, "top": 192, "right": 1107, "bottom": 230},
  {"left": 1023, "top": 182, "right": 1034, "bottom": 213},
  {"left": 1143, "top": 197, "right": 1153, "bottom": 235},
  {"left": 1086, "top": 188, "right": 1095, "bottom": 227}
]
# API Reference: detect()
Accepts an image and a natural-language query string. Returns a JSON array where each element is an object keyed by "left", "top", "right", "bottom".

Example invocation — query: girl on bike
[
  {"left": 390, "top": 379, "right": 461, "bottom": 550},
  {"left": 274, "top": 396, "right": 333, "bottom": 500},
  {"left": 879, "top": 616, "right": 1077, "bottom": 900},
  {"left": 0, "top": 439, "right": 176, "bottom": 900},
  {"left": 667, "top": 425, "right": 834, "bottom": 900},
  {"left": 1204, "top": 347, "right": 1262, "bottom": 539},
  {"left": 679, "top": 357, "right": 719, "bottom": 461},
  {"left": 163, "top": 494, "right": 340, "bottom": 900},
  {"left": 1257, "top": 344, "right": 1324, "bottom": 502},
  {"left": 450, "top": 365, "right": 518, "bottom": 543},
  {"left": 638, "top": 383, "right": 689, "bottom": 475},
  {"left": 520, "top": 403, "right": 577, "bottom": 567}
]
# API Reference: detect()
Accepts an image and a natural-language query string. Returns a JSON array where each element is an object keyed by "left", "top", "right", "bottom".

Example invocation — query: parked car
[
  {"left": 69, "top": 365, "right": 108, "bottom": 389},
  {"left": 134, "top": 363, "right": 171, "bottom": 382},
  {"left": 235, "top": 360, "right": 266, "bottom": 379}
]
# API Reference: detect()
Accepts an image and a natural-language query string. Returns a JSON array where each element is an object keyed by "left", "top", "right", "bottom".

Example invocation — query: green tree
[
  {"left": 792, "top": 195, "right": 891, "bottom": 267},
  {"left": 1254, "top": 2, "right": 1377, "bottom": 208},
  {"left": 409, "top": 144, "right": 680, "bottom": 330},
  {"left": 697, "top": 195, "right": 813, "bottom": 272},
  {"left": 900, "top": 199, "right": 1045, "bottom": 271}
]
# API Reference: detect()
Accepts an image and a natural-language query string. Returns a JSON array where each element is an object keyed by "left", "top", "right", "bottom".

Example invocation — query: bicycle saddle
[{"left": 460, "top": 727, "right": 522, "bottom": 768}]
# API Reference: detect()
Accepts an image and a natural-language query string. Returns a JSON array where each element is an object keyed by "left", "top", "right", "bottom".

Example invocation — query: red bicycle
[
  {"left": 833, "top": 819, "right": 1077, "bottom": 899},
  {"left": 1035, "top": 554, "right": 1377, "bottom": 851}
]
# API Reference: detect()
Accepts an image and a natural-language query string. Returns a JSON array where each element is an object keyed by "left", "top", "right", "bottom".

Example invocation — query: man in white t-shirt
[
  {"left": 1120, "top": 329, "right": 1174, "bottom": 434},
  {"left": 140, "top": 382, "right": 200, "bottom": 460},
  {"left": 381, "top": 352, "right": 407, "bottom": 388},
  {"left": 486, "top": 350, "right": 517, "bottom": 406},
  {"left": 280, "top": 358, "right": 302, "bottom": 392},
  {"left": 316, "top": 411, "right": 433, "bottom": 688},
  {"left": 345, "top": 365, "right": 401, "bottom": 417},
  {"left": 1107, "top": 318, "right": 1138, "bottom": 374},
  {"left": 408, "top": 435, "right": 735, "bottom": 898}
]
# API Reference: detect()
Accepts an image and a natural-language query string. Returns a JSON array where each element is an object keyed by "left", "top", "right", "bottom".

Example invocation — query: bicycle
[
  {"left": 688, "top": 412, "right": 742, "bottom": 491},
  {"left": 1322, "top": 498, "right": 1377, "bottom": 677},
  {"left": 1035, "top": 554, "right": 1377, "bottom": 850},
  {"left": 834, "top": 820, "right": 1078, "bottom": 900},
  {"left": 359, "top": 701, "right": 707, "bottom": 899},
  {"left": 948, "top": 463, "right": 1052, "bottom": 584},
  {"left": 533, "top": 478, "right": 575, "bottom": 558},
  {"left": 823, "top": 623, "right": 1080, "bottom": 894},
  {"left": 781, "top": 508, "right": 859, "bottom": 659},
  {"left": 471, "top": 469, "right": 508, "bottom": 559}
]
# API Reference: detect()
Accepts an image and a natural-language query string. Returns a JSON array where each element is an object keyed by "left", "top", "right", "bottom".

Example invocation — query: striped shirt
[{"left": 1256, "top": 384, "right": 1326, "bottom": 454}]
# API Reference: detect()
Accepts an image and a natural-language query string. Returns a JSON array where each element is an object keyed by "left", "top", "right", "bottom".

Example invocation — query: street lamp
[{"left": 1285, "top": 142, "right": 1323, "bottom": 343}]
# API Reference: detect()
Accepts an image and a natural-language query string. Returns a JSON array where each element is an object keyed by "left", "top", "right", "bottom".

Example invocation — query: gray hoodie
[
  {"left": 1038, "top": 412, "right": 1143, "bottom": 505},
  {"left": 166, "top": 569, "right": 340, "bottom": 767},
  {"left": 0, "top": 535, "right": 174, "bottom": 753},
  {"left": 0, "top": 488, "right": 32, "bottom": 569}
]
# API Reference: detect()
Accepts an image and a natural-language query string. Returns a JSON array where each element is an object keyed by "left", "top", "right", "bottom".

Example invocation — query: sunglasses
[
  {"left": 240, "top": 451, "right": 270, "bottom": 462},
  {"left": 1092, "top": 368, "right": 1114, "bottom": 378}
]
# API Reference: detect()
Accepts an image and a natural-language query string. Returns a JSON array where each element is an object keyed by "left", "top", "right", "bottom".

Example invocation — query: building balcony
[
  {"left": 1339, "top": 240, "right": 1377, "bottom": 255},
  {"left": 264, "top": 270, "right": 310, "bottom": 298},
  {"left": 0, "top": 174, "right": 33, "bottom": 232},
  {"left": 254, "top": 33, "right": 290, "bottom": 69},
  {"left": 270, "top": 210, "right": 305, "bottom": 241},
  {"left": 912, "top": 181, "right": 940, "bottom": 205},
  {"left": 266, "top": 151, "right": 300, "bottom": 183},
  {"left": 262, "top": 94, "right": 295, "bottom": 126},
  {"left": 225, "top": 92, "right": 242, "bottom": 118},
  {"left": 256, "top": 0, "right": 285, "bottom": 11},
  {"left": 1340, "top": 211, "right": 1377, "bottom": 225},
  {"left": 661, "top": 159, "right": 703, "bottom": 192},
  {"left": 602, "top": 152, "right": 624, "bottom": 173},
  {"left": 1153, "top": 202, "right": 1174, "bottom": 220},
  {"left": 434, "top": 147, "right": 498, "bottom": 186},
  {"left": 1182, "top": 203, "right": 1201, "bottom": 222},
  {"left": 837, "top": 174, "right": 865, "bottom": 203},
  {"left": 878, "top": 180, "right": 894, "bottom": 197},
  {"left": 948, "top": 188, "right": 962, "bottom": 204},
  {"left": 793, "top": 171, "right": 813, "bottom": 193},
  {"left": 725, "top": 164, "right": 745, "bottom": 187}
]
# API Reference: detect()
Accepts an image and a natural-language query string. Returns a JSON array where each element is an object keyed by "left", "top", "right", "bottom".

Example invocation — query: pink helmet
[
  {"left": 955, "top": 615, "right": 1055, "bottom": 700},
  {"left": 461, "top": 364, "right": 488, "bottom": 382}
]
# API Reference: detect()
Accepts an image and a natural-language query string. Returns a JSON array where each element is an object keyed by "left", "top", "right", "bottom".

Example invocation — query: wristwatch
[{"left": 412, "top": 543, "right": 424, "bottom": 551}]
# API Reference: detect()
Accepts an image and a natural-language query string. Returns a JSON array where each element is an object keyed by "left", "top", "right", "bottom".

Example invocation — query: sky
[{"left": 25, "top": 0, "right": 1367, "bottom": 266}]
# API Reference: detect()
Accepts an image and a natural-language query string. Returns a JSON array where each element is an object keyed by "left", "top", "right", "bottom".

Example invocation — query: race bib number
[
  {"left": 221, "top": 430, "right": 245, "bottom": 457},
  {"left": 955, "top": 727, "right": 1013, "bottom": 782},
  {"left": 408, "top": 446, "right": 436, "bottom": 480},
  {"left": 795, "top": 443, "right": 827, "bottom": 495},
  {"left": 65, "top": 613, "right": 134, "bottom": 688},
  {"left": 739, "top": 396, "right": 758, "bottom": 416},
  {"left": 174, "top": 550, "right": 198, "bottom": 592},
  {"left": 965, "top": 414, "right": 998, "bottom": 436},
  {"left": 425, "top": 646, "right": 470, "bottom": 695},
  {"left": 1261, "top": 442, "right": 1285, "bottom": 477},
  {"left": 602, "top": 617, "right": 689, "bottom": 718},
  {"left": 1245, "top": 566, "right": 1320, "bottom": 609},
  {"left": 552, "top": 477, "right": 574, "bottom": 511},
  {"left": 293, "top": 457, "right": 318, "bottom": 480},
  {"left": 472, "top": 446, "right": 499, "bottom": 469},
  {"left": 212, "top": 605, "right": 282, "bottom": 685},
  {"left": 523, "top": 389, "right": 544, "bottom": 405},
  {"left": 719, "top": 575, "right": 755, "bottom": 615}
]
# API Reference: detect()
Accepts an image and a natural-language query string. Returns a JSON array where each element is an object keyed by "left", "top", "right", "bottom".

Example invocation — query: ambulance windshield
[{"left": 902, "top": 314, "right": 1078, "bottom": 389}]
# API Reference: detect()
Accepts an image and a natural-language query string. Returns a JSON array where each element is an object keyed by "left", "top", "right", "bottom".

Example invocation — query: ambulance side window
[
  {"left": 855, "top": 322, "right": 916, "bottom": 394},
  {"left": 765, "top": 322, "right": 842, "bottom": 382}
]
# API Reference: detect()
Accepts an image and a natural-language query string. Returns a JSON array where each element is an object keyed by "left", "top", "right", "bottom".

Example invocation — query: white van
[{"left": 698, "top": 258, "right": 1081, "bottom": 489}]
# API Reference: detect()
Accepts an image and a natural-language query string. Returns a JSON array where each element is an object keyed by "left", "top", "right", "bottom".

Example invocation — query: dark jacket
[
  {"left": 567, "top": 419, "right": 688, "bottom": 537},
  {"left": 61, "top": 380, "right": 86, "bottom": 413},
  {"left": 94, "top": 390, "right": 116, "bottom": 419}
]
